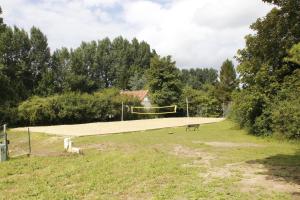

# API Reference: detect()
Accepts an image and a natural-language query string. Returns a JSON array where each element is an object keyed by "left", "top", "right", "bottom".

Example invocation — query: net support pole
[
  {"left": 28, "top": 127, "right": 31, "bottom": 156},
  {"left": 186, "top": 97, "right": 189, "bottom": 117},
  {"left": 121, "top": 101, "right": 124, "bottom": 121}
]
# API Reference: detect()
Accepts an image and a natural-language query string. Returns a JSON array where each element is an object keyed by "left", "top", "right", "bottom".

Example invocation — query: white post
[
  {"left": 64, "top": 138, "right": 70, "bottom": 151},
  {"left": 186, "top": 97, "right": 189, "bottom": 118}
]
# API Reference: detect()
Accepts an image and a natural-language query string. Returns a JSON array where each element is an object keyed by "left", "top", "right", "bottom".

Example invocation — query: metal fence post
[
  {"left": 28, "top": 127, "right": 31, "bottom": 155},
  {"left": 4, "top": 124, "right": 8, "bottom": 159}
]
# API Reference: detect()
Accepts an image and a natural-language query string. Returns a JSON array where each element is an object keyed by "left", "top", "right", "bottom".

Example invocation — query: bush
[
  {"left": 231, "top": 69, "right": 300, "bottom": 138},
  {"left": 230, "top": 89, "right": 271, "bottom": 135},
  {"left": 271, "top": 99, "right": 300, "bottom": 139},
  {"left": 179, "top": 87, "right": 222, "bottom": 117},
  {"left": 270, "top": 70, "right": 300, "bottom": 139},
  {"left": 17, "top": 88, "right": 141, "bottom": 126},
  {"left": 18, "top": 95, "right": 60, "bottom": 125}
]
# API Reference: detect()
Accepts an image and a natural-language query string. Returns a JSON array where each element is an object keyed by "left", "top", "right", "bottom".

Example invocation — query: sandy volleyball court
[{"left": 12, "top": 117, "right": 224, "bottom": 137}]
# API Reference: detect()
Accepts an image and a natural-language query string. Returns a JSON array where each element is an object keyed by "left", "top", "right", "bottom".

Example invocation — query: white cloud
[
  {"left": 1, "top": 0, "right": 272, "bottom": 69},
  {"left": 83, "top": 0, "right": 121, "bottom": 7}
]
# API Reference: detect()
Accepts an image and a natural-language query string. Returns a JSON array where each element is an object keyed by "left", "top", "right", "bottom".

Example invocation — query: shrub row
[
  {"left": 178, "top": 87, "right": 223, "bottom": 117},
  {"left": 17, "top": 88, "right": 141, "bottom": 126},
  {"left": 230, "top": 70, "right": 300, "bottom": 139}
]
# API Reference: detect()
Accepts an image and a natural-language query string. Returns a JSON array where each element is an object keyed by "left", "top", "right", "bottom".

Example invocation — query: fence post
[
  {"left": 28, "top": 128, "right": 31, "bottom": 156},
  {"left": 3, "top": 124, "right": 8, "bottom": 159}
]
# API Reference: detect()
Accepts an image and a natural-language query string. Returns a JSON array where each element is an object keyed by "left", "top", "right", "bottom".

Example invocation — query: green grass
[{"left": 1, "top": 120, "right": 300, "bottom": 200}]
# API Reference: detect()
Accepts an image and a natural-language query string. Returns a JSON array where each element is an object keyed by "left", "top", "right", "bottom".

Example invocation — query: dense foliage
[
  {"left": 0, "top": 7, "right": 155, "bottom": 125},
  {"left": 18, "top": 88, "right": 141, "bottom": 126},
  {"left": 179, "top": 86, "right": 223, "bottom": 117},
  {"left": 179, "top": 61, "right": 236, "bottom": 117},
  {"left": 217, "top": 59, "right": 237, "bottom": 103},
  {"left": 147, "top": 56, "right": 182, "bottom": 106},
  {"left": 0, "top": 6, "right": 234, "bottom": 125},
  {"left": 181, "top": 68, "right": 218, "bottom": 89},
  {"left": 231, "top": 0, "right": 300, "bottom": 138}
]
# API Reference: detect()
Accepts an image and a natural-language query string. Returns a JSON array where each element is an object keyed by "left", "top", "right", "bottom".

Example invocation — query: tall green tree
[
  {"left": 37, "top": 47, "right": 70, "bottom": 95},
  {"left": 232, "top": 0, "right": 300, "bottom": 137},
  {"left": 130, "top": 38, "right": 152, "bottom": 69},
  {"left": 30, "top": 27, "right": 51, "bottom": 93},
  {"left": 220, "top": 59, "right": 237, "bottom": 90},
  {"left": 181, "top": 68, "right": 218, "bottom": 89},
  {"left": 218, "top": 59, "right": 237, "bottom": 103},
  {"left": 65, "top": 41, "right": 97, "bottom": 93},
  {"left": 94, "top": 38, "right": 115, "bottom": 88},
  {"left": 147, "top": 56, "right": 182, "bottom": 106},
  {"left": 111, "top": 36, "right": 132, "bottom": 89},
  {"left": 0, "top": 11, "right": 33, "bottom": 124},
  {"left": 237, "top": 0, "right": 300, "bottom": 89},
  {"left": 0, "top": 26, "right": 32, "bottom": 101}
]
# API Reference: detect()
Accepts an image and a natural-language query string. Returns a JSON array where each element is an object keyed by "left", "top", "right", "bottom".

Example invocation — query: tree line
[
  {"left": 0, "top": 6, "right": 155, "bottom": 124},
  {"left": 2, "top": 0, "right": 298, "bottom": 139},
  {"left": 0, "top": 18, "right": 155, "bottom": 100},
  {"left": 0, "top": 5, "right": 238, "bottom": 126}
]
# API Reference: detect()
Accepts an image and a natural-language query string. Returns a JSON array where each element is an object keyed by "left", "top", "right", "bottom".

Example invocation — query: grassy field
[{"left": 1, "top": 120, "right": 300, "bottom": 200}]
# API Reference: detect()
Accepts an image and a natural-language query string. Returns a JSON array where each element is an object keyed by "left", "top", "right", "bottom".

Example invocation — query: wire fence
[
  {"left": 8, "top": 127, "right": 31, "bottom": 158},
  {"left": 1, "top": 124, "right": 31, "bottom": 158}
]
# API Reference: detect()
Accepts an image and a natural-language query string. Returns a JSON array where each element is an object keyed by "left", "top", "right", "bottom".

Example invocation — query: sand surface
[{"left": 12, "top": 117, "right": 224, "bottom": 137}]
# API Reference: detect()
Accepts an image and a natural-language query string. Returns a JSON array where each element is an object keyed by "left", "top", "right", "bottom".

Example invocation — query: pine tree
[{"left": 219, "top": 59, "right": 237, "bottom": 103}]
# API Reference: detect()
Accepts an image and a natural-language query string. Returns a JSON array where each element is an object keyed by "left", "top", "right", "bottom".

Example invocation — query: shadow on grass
[{"left": 247, "top": 151, "right": 300, "bottom": 197}]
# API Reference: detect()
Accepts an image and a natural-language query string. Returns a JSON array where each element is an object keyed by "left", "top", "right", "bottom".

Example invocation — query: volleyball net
[{"left": 131, "top": 105, "right": 177, "bottom": 115}]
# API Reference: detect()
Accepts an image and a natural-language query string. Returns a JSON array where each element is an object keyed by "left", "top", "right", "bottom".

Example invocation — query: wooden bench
[{"left": 186, "top": 124, "right": 200, "bottom": 131}]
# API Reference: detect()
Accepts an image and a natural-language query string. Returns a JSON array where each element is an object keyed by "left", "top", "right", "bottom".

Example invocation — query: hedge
[{"left": 17, "top": 88, "right": 141, "bottom": 126}]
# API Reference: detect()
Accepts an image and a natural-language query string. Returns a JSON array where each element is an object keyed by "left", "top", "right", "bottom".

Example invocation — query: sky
[{"left": 1, "top": 0, "right": 273, "bottom": 69}]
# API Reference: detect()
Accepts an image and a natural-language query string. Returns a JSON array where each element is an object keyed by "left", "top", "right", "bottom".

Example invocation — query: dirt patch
[
  {"left": 9, "top": 135, "right": 64, "bottom": 157},
  {"left": 197, "top": 161, "right": 300, "bottom": 195},
  {"left": 80, "top": 142, "right": 135, "bottom": 152},
  {"left": 81, "top": 142, "right": 116, "bottom": 151},
  {"left": 238, "top": 164, "right": 300, "bottom": 194},
  {"left": 9, "top": 148, "right": 29, "bottom": 157},
  {"left": 171, "top": 145, "right": 216, "bottom": 166},
  {"left": 42, "top": 136, "right": 63, "bottom": 143},
  {"left": 31, "top": 151, "right": 71, "bottom": 157},
  {"left": 193, "top": 141, "right": 264, "bottom": 148}
]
